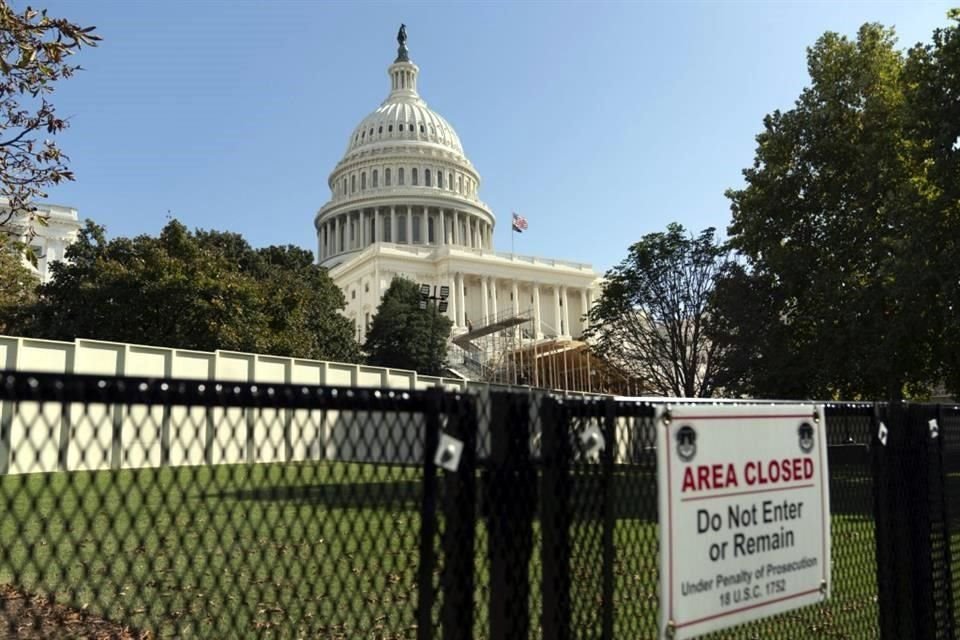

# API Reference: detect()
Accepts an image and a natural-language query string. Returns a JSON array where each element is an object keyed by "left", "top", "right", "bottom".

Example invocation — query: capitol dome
[
  {"left": 344, "top": 90, "right": 465, "bottom": 159},
  {"left": 314, "top": 31, "right": 495, "bottom": 268}
]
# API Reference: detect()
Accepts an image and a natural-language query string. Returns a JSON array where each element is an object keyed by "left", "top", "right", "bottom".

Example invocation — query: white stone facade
[
  {"left": 315, "top": 36, "right": 600, "bottom": 344},
  {"left": 3, "top": 200, "right": 82, "bottom": 283}
]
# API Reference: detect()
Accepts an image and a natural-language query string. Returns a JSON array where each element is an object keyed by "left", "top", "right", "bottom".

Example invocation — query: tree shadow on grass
[
  {"left": 204, "top": 480, "right": 423, "bottom": 511},
  {"left": 204, "top": 446, "right": 877, "bottom": 521}
]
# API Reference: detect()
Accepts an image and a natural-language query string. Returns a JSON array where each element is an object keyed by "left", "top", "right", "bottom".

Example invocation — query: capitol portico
[{"left": 314, "top": 28, "right": 601, "bottom": 375}]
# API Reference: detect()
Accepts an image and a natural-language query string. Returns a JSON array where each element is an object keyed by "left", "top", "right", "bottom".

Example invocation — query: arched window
[
  {"left": 398, "top": 168, "right": 405, "bottom": 185},
  {"left": 412, "top": 168, "right": 418, "bottom": 186},
  {"left": 457, "top": 176, "right": 463, "bottom": 193},
  {"left": 398, "top": 124, "right": 404, "bottom": 132},
  {"left": 385, "top": 168, "right": 392, "bottom": 186},
  {"left": 448, "top": 172, "right": 453, "bottom": 190},
  {"left": 378, "top": 126, "right": 382, "bottom": 134},
  {"left": 437, "top": 171, "right": 443, "bottom": 189},
  {"left": 420, "top": 124, "right": 425, "bottom": 133},
  {"left": 343, "top": 178, "right": 347, "bottom": 195},
  {"left": 372, "top": 170, "right": 378, "bottom": 187},
  {"left": 388, "top": 124, "right": 393, "bottom": 132},
  {"left": 428, "top": 217, "right": 435, "bottom": 243},
  {"left": 361, "top": 172, "right": 366, "bottom": 190},
  {"left": 351, "top": 175, "right": 356, "bottom": 192},
  {"left": 425, "top": 169, "right": 432, "bottom": 187}
]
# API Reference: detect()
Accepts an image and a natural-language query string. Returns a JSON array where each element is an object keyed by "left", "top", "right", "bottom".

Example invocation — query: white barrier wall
[{"left": 0, "top": 335, "right": 470, "bottom": 475}]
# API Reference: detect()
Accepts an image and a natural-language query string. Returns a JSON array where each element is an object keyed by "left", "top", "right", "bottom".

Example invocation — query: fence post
[
  {"left": 904, "top": 404, "right": 937, "bottom": 639},
  {"left": 416, "top": 387, "right": 443, "bottom": 640},
  {"left": 440, "top": 392, "right": 477, "bottom": 640},
  {"left": 872, "top": 403, "right": 954, "bottom": 640},
  {"left": 933, "top": 404, "right": 957, "bottom": 639},
  {"left": 871, "top": 402, "right": 900, "bottom": 638},
  {"left": 541, "top": 397, "right": 572, "bottom": 640},
  {"left": 915, "top": 403, "right": 956, "bottom": 639},
  {"left": 601, "top": 398, "right": 616, "bottom": 640},
  {"left": 486, "top": 391, "right": 536, "bottom": 639}
]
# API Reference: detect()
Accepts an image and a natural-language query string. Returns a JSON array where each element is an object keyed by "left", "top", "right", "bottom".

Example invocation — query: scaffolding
[{"left": 447, "top": 309, "right": 641, "bottom": 395}]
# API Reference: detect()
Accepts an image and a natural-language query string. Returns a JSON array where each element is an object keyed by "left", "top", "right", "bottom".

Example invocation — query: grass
[
  {"left": 0, "top": 462, "right": 884, "bottom": 639},
  {"left": 0, "top": 462, "right": 425, "bottom": 639}
]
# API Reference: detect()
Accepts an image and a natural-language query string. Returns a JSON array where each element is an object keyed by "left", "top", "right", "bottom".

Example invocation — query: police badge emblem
[
  {"left": 676, "top": 425, "right": 697, "bottom": 462},
  {"left": 798, "top": 422, "right": 815, "bottom": 454}
]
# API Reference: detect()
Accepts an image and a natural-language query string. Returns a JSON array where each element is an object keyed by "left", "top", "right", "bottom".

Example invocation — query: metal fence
[{"left": 0, "top": 371, "right": 955, "bottom": 638}]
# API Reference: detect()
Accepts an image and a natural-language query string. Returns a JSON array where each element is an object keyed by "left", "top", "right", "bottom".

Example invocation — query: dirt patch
[{"left": 0, "top": 584, "right": 150, "bottom": 639}]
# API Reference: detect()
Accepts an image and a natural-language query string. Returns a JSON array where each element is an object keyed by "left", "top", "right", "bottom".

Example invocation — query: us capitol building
[{"left": 315, "top": 27, "right": 605, "bottom": 384}]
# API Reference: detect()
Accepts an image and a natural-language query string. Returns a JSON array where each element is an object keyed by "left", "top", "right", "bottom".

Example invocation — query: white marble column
[
  {"left": 554, "top": 287, "right": 562, "bottom": 336},
  {"left": 580, "top": 289, "right": 589, "bottom": 335},
  {"left": 406, "top": 205, "right": 413, "bottom": 244},
  {"left": 561, "top": 287, "right": 570, "bottom": 337},
  {"left": 511, "top": 281, "right": 521, "bottom": 339},
  {"left": 490, "top": 277, "right": 498, "bottom": 320},
  {"left": 468, "top": 219, "right": 475, "bottom": 248},
  {"left": 456, "top": 272, "right": 466, "bottom": 329},
  {"left": 449, "top": 272, "right": 458, "bottom": 327},
  {"left": 334, "top": 216, "right": 341, "bottom": 254},
  {"left": 533, "top": 284, "right": 543, "bottom": 339},
  {"left": 481, "top": 277, "right": 489, "bottom": 323},
  {"left": 453, "top": 211, "right": 460, "bottom": 245},
  {"left": 420, "top": 207, "right": 428, "bottom": 245},
  {"left": 361, "top": 210, "right": 367, "bottom": 247},
  {"left": 439, "top": 209, "right": 446, "bottom": 245},
  {"left": 390, "top": 206, "right": 396, "bottom": 243}
]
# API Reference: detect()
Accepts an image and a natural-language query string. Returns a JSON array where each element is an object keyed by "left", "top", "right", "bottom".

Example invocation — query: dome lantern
[{"left": 389, "top": 23, "right": 419, "bottom": 100}]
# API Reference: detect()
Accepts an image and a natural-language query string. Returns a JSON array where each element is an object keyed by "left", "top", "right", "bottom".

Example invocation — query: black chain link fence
[{"left": 0, "top": 371, "right": 956, "bottom": 638}]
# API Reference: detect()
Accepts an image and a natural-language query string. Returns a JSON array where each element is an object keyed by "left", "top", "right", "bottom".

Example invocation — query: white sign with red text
[{"left": 657, "top": 405, "right": 830, "bottom": 639}]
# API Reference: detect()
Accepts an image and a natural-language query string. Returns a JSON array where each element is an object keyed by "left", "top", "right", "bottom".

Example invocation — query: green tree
[
  {"left": 364, "top": 278, "right": 452, "bottom": 375},
  {"left": 0, "top": 243, "right": 38, "bottom": 333},
  {"left": 0, "top": 3, "right": 99, "bottom": 256},
  {"left": 585, "top": 223, "right": 732, "bottom": 398},
  {"left": 903, "top": 10, "right": 960, "bottom": 395},
  {"left": 719, "top": 22, "right": 949, "bottom": 400},
  {"left": 12, "top": 220, "right": 361, "bottom": 362}
]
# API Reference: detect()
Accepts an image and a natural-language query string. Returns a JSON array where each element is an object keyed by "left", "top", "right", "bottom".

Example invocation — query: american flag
[{"left": 511, "top": 212, "right": 528, "bottom": 233}]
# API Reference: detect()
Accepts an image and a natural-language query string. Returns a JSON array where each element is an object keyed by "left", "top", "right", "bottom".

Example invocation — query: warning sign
[{"left": 657, "top": 405, "right": 831, "bottom": 638}]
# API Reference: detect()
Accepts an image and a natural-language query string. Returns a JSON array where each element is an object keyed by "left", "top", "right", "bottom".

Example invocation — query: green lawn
[
  {"left": 0, "top": 462, "right": 426, "bottom": 639},
  {"left": 0, "top": 462, "right": 882, "bottom": 639}
]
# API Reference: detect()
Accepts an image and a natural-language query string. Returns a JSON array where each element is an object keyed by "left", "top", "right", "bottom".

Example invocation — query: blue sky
[{"left": 36, "top": 0, "right": 957, "bottom": 272}]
